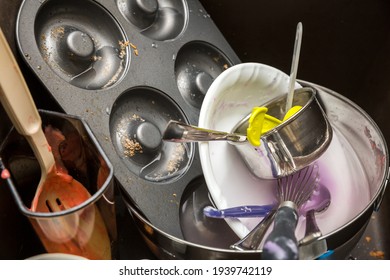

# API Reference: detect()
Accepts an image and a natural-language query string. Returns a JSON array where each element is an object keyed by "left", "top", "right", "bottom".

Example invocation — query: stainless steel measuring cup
[{"left": 230, "top": 87, "right": 332, "bottom": 179}]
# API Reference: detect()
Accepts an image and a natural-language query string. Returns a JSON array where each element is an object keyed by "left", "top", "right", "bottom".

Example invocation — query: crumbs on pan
[
  {"left": 147, "top": 143, "right": 186, "bottom": 180},
  {"left": 50, "top": 26, "right": 65, "bottom": 39},
  {"left": 120, "top": 114, "right": 145, "bottom": 157},
  {"left": 169, "top": 193, "right": 179, "bottom": 206},
  {"left": 119, "top": 40, "right": 129, "bottom": 59},
  {"left": 130, "top": 114, "right": 144, "bottom": 122},
  {"left": 130, "top": 42, "right": 138, "bottom": 56},
  {"left": 40, "top": 35, "right": 51, "bottom": 61},
  {"left": 119, "top": 40, "right": 139, "bottom": 58},
  {"left": 166, "top": 143, "right": 185, "bottom": 173},
  {"left": 122, "top": 137, "right": 143, "bottom": 157},
  {"left": 91, "top": 55, "right": 102, "bottom": 62}
]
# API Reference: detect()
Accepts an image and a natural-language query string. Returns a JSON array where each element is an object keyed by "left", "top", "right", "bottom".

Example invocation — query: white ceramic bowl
[
  {"left": 198, "top": 62, "right": 299, "bottom": 238},
  {"left": 26, "top": 253, "right": 87, "bottom": 260},
  {"left": 198, "top": 63, "right": 370, "bottom": 241}
]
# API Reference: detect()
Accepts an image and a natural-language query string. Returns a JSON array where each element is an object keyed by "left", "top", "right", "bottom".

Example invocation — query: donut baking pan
[{"left": 16, "top": 0, "right": 240, "bottom": 239}]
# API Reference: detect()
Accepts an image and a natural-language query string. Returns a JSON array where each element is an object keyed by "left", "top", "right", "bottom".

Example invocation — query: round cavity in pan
[
  {"left": 34, "top": 0, "right": 129, "bottom": 90},
  {"left": 117, "top": 0, "right": 187, "bottom": 41},
  {"left": 179, "top": 176, "right": 238, "bottom": 248},
  {"left": 109, "top": 87, "right": 194, "bottom": 183},
  {"left": 175, "top": 41, "right": 233, "bottom": 109}
]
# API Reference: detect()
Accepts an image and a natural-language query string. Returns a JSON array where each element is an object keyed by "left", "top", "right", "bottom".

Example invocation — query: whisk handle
[{"left": 262, "top": 203, "right": 299, "bottom": 260}]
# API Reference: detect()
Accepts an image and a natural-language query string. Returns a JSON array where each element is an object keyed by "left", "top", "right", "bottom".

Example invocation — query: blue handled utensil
[{"left": 203, "top": 204, "right": 274, "bottom": 218}]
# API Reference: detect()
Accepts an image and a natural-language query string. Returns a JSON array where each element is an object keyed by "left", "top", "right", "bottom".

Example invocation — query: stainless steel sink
[{"left": 1, "top": 0, "right": 389, "bottom": 259}]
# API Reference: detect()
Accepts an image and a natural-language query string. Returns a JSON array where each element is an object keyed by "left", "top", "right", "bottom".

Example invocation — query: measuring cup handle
[{"left": 163, "top": 120, "right": 246, "bottom": 142}]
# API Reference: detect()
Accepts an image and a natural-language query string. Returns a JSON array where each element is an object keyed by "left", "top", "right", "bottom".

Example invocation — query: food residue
[
  {"left": 118, "top": 40, "right": 129, "bottom": 59},
  {"left": 369, "top": 250, "right": 385, "bottom": 259},
  {"left": 118, "top": 114, "right": 146, "bottom": 157},
  {"left": 123, "top": 137, "right": 143, "bottom": 157},
  {"left": 102, "top": 62, "right": 124, "bottom": 89},
  {"left": 119, "top": 40, "right": 139, "bottom": 58},
  {"left": 166, "top": 143, "right": 185, "bottom": 173},
  {"left": 130, "top": 42, "right": 137, "bottom": 50},
  {"left": 91, "top": 55, "right": 102, "bottom": 62},
  {"left": 130, "top": 114, "right": 144, "bottom": 122},
  {"left": 50, "top": 26, "right": 65, "bottom": 39}
]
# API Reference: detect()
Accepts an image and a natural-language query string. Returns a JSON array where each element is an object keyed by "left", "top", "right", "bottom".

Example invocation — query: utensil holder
[{"left": 0, "top": 110, "right": 116, "bottom": 259}]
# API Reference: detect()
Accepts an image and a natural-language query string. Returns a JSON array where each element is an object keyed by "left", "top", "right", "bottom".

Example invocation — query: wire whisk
[{"left": 262, "top": 163, "right": 319, "bottom": 260}]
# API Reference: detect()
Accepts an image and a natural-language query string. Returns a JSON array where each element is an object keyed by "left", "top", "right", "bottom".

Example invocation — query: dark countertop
[{"left": 1, "top": 0, "right": 389, "bottom": 260}]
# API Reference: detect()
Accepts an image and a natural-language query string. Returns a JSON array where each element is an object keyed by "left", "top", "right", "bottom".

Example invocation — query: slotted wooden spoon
[{"left": 0, "top": 28, "right": 110, "bottom": 259}]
